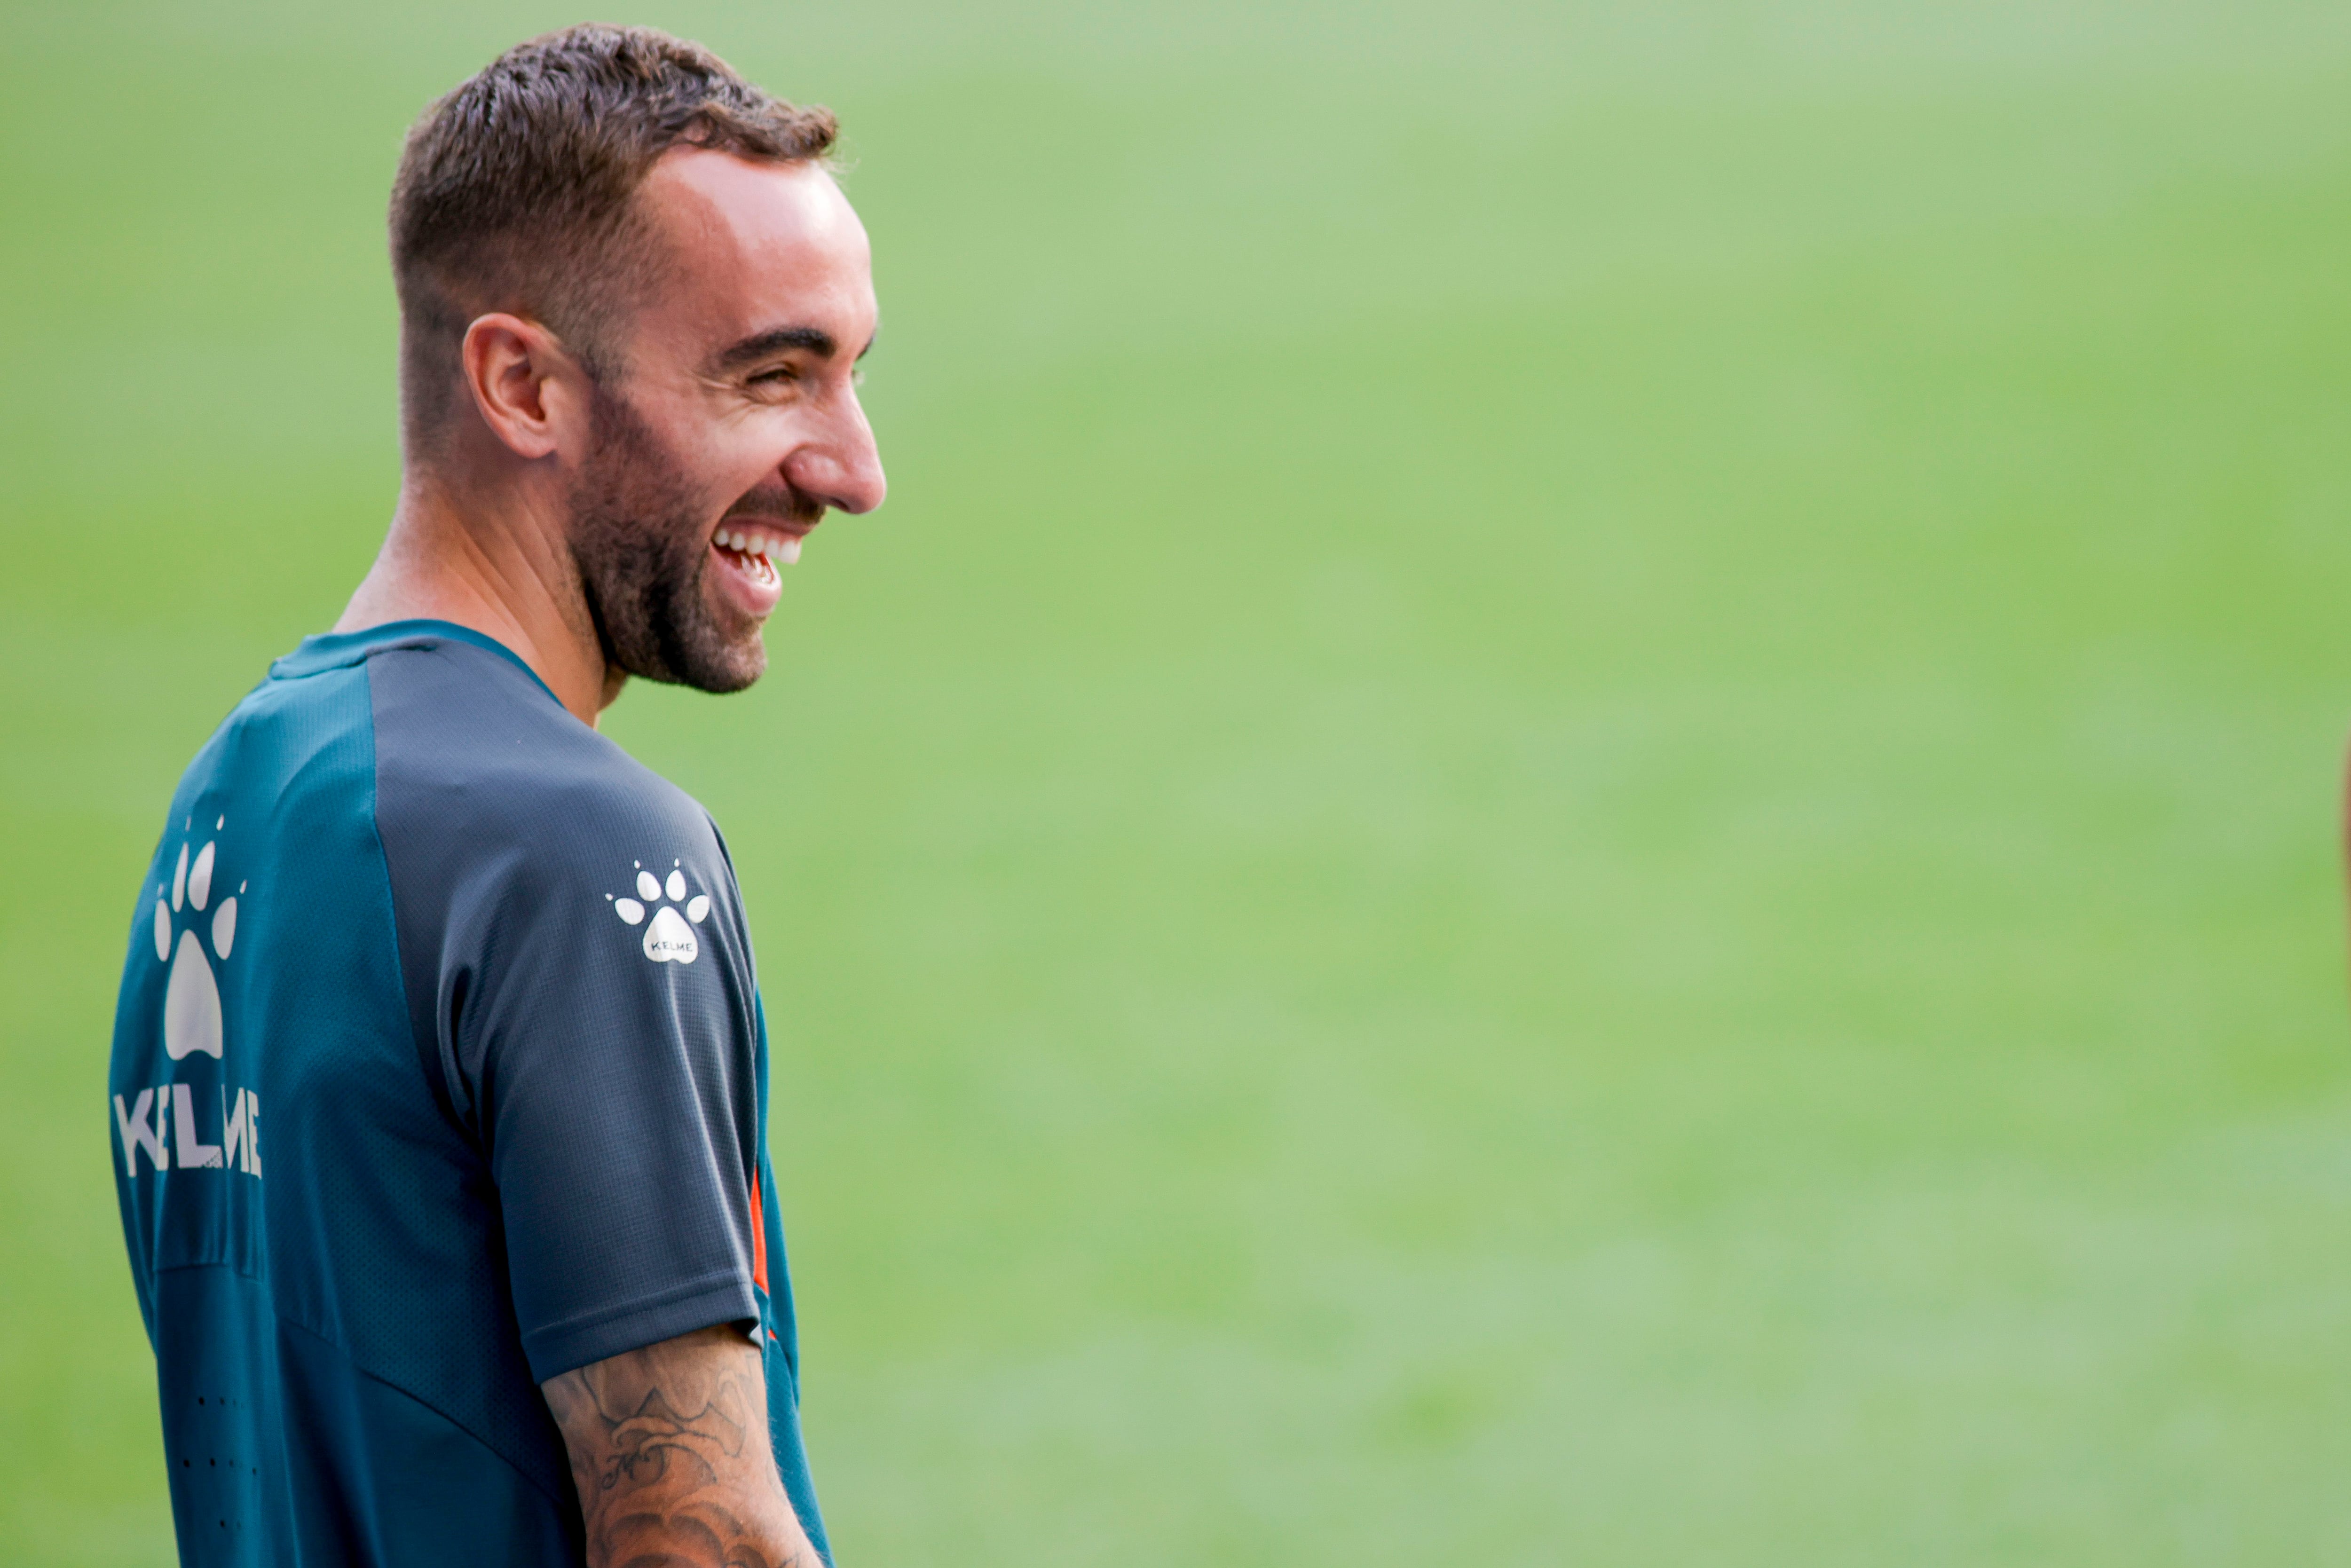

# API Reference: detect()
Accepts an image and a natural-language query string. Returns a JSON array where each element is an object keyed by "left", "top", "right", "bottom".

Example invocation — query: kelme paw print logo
[
  {"left": 609, "top": 859, "right": 710, "bottom": 964},
  {"left": 156, "top": 815, "right": 243, "bottom": 1061}
]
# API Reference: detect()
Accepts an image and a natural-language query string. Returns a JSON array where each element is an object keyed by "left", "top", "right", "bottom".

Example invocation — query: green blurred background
[{"left": 6, "top": 0, "right": 2351, "bottom": 1561}]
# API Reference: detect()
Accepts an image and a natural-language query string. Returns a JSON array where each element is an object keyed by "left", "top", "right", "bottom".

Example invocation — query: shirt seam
[{"left": 150, "top": 1259, "right": 569, "bottom": 1512}]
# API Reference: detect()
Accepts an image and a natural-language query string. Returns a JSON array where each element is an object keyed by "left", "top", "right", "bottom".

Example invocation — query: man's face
[{"left": 568, "top": 150, "right": 884, "bottom": 693}]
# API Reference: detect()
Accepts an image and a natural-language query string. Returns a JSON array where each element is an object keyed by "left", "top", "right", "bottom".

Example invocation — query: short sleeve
[
  {"left": 370, "top": 639, "right": 763, "bottom": 1381},
  {"left": 465, "top": 847, "right": 758, "bottom": 1378}
]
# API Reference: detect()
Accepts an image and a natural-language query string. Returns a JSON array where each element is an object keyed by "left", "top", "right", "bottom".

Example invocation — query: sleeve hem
[{"left": 521, "top": 1270, "right": 759, "bottom": 1382}]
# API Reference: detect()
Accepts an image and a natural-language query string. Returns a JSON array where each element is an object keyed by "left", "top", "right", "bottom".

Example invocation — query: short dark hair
[{"left": 388, "top": 24, "right": 836, "bottom": 453}]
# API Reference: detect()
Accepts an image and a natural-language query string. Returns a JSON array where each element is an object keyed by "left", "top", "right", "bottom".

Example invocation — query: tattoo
[{"left": 543, "top": 1325, "right": 815, "bottom": 1568}]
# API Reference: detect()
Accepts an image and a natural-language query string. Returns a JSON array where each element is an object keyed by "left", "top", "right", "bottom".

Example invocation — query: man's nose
[{"left": 784, "top": 396, "right": 886, "bottom": 516}]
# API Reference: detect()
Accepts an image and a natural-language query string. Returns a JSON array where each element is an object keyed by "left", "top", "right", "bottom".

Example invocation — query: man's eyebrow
[{"left": 709, "top": 325, "right": 837, "bottom": 373}]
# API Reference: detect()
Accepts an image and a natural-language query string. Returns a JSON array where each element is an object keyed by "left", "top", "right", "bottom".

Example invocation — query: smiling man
[{"left": 107, "top": 26, "right": 880, "bottom": 1567}]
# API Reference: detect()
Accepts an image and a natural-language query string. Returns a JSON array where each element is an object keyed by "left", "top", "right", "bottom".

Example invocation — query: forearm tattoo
[{"left": 543, "top": 1325, "right": 815, "bottom": 1568}]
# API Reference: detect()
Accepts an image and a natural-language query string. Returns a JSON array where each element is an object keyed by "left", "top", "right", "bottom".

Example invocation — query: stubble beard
[{"left": 567, "top": 378, "right": 768, "bottom": 695}]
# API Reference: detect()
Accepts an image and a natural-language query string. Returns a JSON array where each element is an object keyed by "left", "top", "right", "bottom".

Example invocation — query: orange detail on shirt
[{"left": 750, "top": 1169, "right": 770, "bottom": 1295}]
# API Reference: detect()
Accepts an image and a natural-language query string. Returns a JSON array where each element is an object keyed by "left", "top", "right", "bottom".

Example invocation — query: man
[{"left": 106, "top": 24, "right": 883, "bottom": 1566}]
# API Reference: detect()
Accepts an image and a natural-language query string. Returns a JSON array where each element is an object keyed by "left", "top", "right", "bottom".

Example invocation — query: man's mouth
[{"left": 705, "top": 517, "right": 815, "bottom": 621}]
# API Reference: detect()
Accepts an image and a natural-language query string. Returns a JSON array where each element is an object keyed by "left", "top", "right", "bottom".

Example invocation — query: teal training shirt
[{"left": 108, "top": 622, "right": 826, "bottom": 1565}]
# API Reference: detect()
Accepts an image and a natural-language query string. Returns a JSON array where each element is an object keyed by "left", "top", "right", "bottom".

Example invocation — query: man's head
[{"left": 390, "top": 25, "right": 884, "bottom": 693}]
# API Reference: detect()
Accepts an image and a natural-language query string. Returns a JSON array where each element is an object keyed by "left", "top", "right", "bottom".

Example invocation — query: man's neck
[{"left": 336, "top": 472, "right": 618, "bottom": 727}]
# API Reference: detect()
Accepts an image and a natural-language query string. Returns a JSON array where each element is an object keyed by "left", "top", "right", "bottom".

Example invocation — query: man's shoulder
[
  {"left": 351, "top": 635, "right": 731, "bottom": 948},
  {"left": 361, "top": 631, "right": 708, "bottom": 841}
]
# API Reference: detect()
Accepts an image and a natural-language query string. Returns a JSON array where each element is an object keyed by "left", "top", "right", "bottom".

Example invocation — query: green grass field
[{"left": 6, "top": 1, "right": 2351, "bottom": 1561}]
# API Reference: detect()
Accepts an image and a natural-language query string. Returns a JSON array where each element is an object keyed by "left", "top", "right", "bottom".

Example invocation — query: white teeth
[{"left": 717, "top": 526, "right": 802, "bottom": 565}]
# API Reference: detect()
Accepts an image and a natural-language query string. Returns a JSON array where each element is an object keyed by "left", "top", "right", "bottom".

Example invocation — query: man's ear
[{"left": 459, "top": 312, "right": 588, "bottom": 461}]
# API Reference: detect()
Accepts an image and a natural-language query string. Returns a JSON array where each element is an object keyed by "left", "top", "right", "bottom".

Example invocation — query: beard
[{"left": 567, "top": 379, "right": 766, "bottom": 694}]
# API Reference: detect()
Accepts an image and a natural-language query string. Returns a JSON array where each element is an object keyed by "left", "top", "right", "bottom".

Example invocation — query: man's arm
[{"left": 542, "top": 1324, "right": 820, "bottom": 1568}]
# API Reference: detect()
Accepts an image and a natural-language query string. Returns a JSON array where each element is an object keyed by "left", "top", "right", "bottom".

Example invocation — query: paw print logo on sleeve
[
  {"left": 156, "top": 815, "right": 243, "bottom": 1061},
  {"left": 608, "top": 859, "right": 710, "bottom": 964}
]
